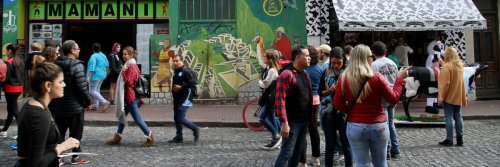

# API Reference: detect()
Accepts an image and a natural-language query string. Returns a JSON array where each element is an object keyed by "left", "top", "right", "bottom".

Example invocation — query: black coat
[
  {"left": 172, "top": 66, "right": 197, "bottom": 106},
  {"left": 49, "top": 56, "right": 91, "bottom": 117},
  {"left": 107, "top": 53, "right": 122, "bottom": 82}
]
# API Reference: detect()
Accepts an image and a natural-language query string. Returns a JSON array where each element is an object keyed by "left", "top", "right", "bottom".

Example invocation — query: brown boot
[
  {"left": 106, "top": 133, "right": 122, "bottom": 145},
  {"left": 141, "top": 132, "right": 155, "bottom": 147}
]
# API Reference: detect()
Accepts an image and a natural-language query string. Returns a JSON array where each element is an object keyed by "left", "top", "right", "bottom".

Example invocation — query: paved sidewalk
[{"left": 0, "top": 99, "right": 498, "bottom": 127}]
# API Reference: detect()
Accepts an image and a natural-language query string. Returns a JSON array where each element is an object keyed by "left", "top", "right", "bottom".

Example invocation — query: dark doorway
[
  {"left": 66, "top": 22, "right": 135, "bottom": 92},
  {"left": 66, "top": 22, "right": 135, "bottom": 64}
]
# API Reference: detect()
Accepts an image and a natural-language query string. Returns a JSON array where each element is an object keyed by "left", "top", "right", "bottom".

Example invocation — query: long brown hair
[
  {"left": 122, "top": 46, "right": 137, "bottom": 60},
  {"left": 41, "top": 46, "right": 58, "bottom": 63},
  {"left": 265, "top": 50, "right": 281, "bottom": 71}
]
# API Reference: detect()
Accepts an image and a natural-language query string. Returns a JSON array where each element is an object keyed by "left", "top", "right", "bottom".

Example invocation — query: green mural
[{"left": 156, "top": 0, "right": 306, "bottom": 99}]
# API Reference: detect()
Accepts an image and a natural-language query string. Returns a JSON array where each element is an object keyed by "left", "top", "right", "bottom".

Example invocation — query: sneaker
[
  {"left": 167, "top": 137, "right": 183, "bottom": 143},
  {"left": 311, "top": 156, "right": 320, "bottom": 166},
  {"left": 12, "top": 135, "right": 17, "bottom": 140},
  {"left": 269, "top": 137, "right": 282, "bottom": 149},
  {"left": 0, "top": 131, "right": 7, "bottom": 138},
  {"left": 391, "top": 154, "right": 400, "bottom": 159},
  {"left": 439, "top": 139, "right": 453, "bottom": 146},
  {"left": 71, "top": 156, "right": 90, "bottom": 165},
  {"left": 11, "top": 143, "right": 17, "bottom": 150},
  {"left": 386, "top": 153, "right": 391, "bottom": 160}
]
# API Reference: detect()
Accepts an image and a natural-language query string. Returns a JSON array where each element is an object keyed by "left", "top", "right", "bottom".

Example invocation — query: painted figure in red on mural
[{"left": 272, "top": 27, "right": 292, "bottom": 61}]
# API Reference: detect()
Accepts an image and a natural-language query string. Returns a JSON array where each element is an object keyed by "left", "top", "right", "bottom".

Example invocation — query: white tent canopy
[{"left": 332, "top": 0, "right": 487, "bottom": 31}]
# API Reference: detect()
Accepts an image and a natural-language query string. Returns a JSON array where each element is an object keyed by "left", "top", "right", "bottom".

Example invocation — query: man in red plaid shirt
[{"left": 274, "top": 45, "right": 313, "bottom": 167}]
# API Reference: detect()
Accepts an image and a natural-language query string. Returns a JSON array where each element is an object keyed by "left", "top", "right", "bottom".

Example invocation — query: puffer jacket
[{"left": 49, "top": 55, "right": 91, "bottom": 117}]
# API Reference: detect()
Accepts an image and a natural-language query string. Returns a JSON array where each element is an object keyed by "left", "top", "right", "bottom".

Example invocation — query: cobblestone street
[{"left": 1, "top": 119, "right": 499, "bottom": 166}]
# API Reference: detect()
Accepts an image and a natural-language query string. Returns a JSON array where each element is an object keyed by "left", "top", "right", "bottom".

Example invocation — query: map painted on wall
[{"left": 150, "top": 0, "right": 306, "bottom": 99}]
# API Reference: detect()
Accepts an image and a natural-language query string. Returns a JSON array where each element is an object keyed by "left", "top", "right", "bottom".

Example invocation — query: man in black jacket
[
  {"left": 49, "top": 40, "right": 91, "bottom": 165},
  {"left": 168, "top": 54, "right": 200, "bottom": 143}
]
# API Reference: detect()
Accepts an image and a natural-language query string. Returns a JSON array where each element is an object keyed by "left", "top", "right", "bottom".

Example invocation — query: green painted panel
[
  {"left": 101, "top": 2, "right": 118, "bottom": 20},
  {"left": 156, "top": 0, "right": 169, "bottom": 19},
  {"left": 29, "top": 2, "right": 45, "bottom": 20},
  {"left": 65, "top": 2, "right": 81, "bottom": 20},
  {"left": 138, "top": 1, "right": 154, "bottom": 19},
  {"left": 120, "top": 0, "right": 135, "bottom": 19},
  {"left": 47, "top": 2, "right": 63, "bottom": 20},
  {"left": 83, "top": 1, "right": 99, "bottom": 20}
]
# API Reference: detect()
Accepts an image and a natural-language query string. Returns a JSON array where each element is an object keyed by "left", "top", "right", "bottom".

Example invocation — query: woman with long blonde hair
[
  {"left": 437, "top": 47, "right": 466, "bottom": 146},
  {"left": 334, "top": 44, "right": 408, "bottom": 167}
]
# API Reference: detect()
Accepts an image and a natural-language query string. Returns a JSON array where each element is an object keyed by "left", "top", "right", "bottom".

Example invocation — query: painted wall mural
[{"left": 153, "top": 0, "right": 306, "bottom": 100}]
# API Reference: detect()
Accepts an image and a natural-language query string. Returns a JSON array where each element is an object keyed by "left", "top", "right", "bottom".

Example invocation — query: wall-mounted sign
[
  {"left": 102, "top": 2, "right": 118, "bottom": 20},
  {"left": 28, "top": 1, "right": 169, "bottom": 21},
  {"left": 263, "top": 0, "right": 283, "bottom": 16}
]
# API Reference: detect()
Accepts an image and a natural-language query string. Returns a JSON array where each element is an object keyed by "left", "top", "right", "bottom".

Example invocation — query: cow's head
[{"left": 465, "top": 63, "right": 488, "bottom": 91}]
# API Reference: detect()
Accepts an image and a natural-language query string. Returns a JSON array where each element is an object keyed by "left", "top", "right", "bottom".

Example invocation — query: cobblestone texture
[{"left": 1, "top": 120, "right": 499, "bottom": 166}]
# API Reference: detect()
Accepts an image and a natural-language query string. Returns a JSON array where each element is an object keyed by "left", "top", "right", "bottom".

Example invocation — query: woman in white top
[{"left": 258, "top": 50, "right": 282, "bottom": 149}]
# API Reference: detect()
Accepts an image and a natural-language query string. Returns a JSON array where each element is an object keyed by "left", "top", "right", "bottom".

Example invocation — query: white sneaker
[
  {"left": 0, "top": 131, "right": 7, "bottom": 138},
  {"left": 270, "top": 137, "right": 282, "bottom": 149},
  {"left": 311, "top": 156, "right": 320, "bottom": 166}
]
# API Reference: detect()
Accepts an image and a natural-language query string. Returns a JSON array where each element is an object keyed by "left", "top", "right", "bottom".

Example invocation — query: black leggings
[
  {"left": 300, "top": 105, "right": 321, "bottom": 163},
  {"left": 3, "top": 92, "right": 20, "bottom": 132},
  {"left": 54, "top": 112, "right": 84, "bottom": 154}
]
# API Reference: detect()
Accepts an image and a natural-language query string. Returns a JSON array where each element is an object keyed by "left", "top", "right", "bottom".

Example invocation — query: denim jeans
[
  {"left": 117, "top": 99, "right": 151, "bottom": 136},
  {"left": 322, "top": 112, "right": 352, "bottom": 167},
  {"left": 443, "top": 103, "right": 464, "bottom": 141},
  {"left": 385, "top": 105, "right": 400, "bottom": 155},
  {"left": 275, "top": 121, "right": 308, "bottom": 167},
  {"left": 259, "top": 105, "right": 279, "bottom": 136},
  {"left": 89, "top": 79, "right": 108, "bottom": 107},
  {"left": 347, "top": 122, "right": 389, "bottom": 167},
  {"left": 174, "top": 105, "right": 198, "bottom": 140}
]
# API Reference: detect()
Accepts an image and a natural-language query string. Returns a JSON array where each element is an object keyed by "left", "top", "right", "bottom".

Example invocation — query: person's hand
[
  {"left": 399, "top": 66, "right": 410, "bottom": 79},
  {"left": 437, "top": 98, "right": 444, "bottom": 107},
  {"left": 55, "top": 137, "right": 80, "bottom": 155},
  {"left": 329, "top": 84, "right": 337, "bottom": 93},
  {"left": 86, "top": 78, "right": 90, "bottom": 84},
  {"left": 172, "top": 85, "right": 182, "bottom": 93},
  {"left": 280, "top": 122, "right": 290, "bottom": 138}
]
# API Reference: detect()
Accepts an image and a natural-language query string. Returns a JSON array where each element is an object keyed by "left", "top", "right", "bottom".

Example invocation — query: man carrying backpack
[{"left": 168, "top": 54, "right": 200, "bottom": 143}]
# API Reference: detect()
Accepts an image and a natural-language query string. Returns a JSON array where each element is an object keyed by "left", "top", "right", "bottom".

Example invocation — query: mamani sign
[{"left": 29, "top": 1, "right": 168, "bottom": 20}]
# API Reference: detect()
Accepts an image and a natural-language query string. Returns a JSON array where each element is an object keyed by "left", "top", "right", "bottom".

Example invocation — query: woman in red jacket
[
  {"left": 105, "top": 46, "right": 154, "bottom": 147},
  {"left": 334, "top": 44, "right": 408, "bottom": 167},
  {"left": 1, "top": 44, "right": 25, "bottom": 138}
]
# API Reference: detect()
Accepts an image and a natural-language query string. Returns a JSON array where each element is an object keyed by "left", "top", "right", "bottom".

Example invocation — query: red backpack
[{"left": 0, "top": 59, "right": 6, "bottom": 83}]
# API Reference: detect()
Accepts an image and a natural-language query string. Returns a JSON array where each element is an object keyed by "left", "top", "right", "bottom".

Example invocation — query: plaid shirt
[{"left": 274, "top": 68, "right": 313, "bottom": 122}]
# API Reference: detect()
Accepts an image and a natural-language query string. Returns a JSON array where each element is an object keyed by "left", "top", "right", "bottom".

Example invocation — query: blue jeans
[
  {"left": 275, "top": 121, "right": 308, "bottom": 167},
  {"left": 322, "top": 112, "right": 352, "bottom": 167},
  {"left": 117, "top": 99, "right": 151, "bottom": 136},
  {"left": 347, "top": 122, "right": 389, "bottom": 167},
  {"left": 174, "top": 105, "right": 198, "bottom": 140},
  {"left": 385, "top": 105, "right": 400, "bottom": 155},
  {"left": 259, "top": 105, "right": 279, "bottom": 136},
  {"left": 443, "top": 103, "right": 464, "bottom": 141},
  {"left": 89, "top": 79, "right": 108, "bottom": 107}
]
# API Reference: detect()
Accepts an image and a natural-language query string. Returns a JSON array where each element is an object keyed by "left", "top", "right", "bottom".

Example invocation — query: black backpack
[
  {"left": 186, "top": 68, "right": 200, "bottom": 98},
  {"left": 135, "top": 74, "right": 150, "bottom": 98}
]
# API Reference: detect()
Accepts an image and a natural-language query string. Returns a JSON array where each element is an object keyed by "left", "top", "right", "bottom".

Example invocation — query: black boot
[
  {"left": 456, "top": 137, "right": 463, "bottom": 146},
  {"left": 425, "top": 106, "right": 439, "bottom": 114},
  {"left": 439, "top": 139, "right": 453, "bottom": 146}
]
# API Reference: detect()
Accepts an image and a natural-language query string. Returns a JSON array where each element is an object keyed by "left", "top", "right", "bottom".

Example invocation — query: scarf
[{"left": 114, "top": 58, "right": 136, "bottom": 126}]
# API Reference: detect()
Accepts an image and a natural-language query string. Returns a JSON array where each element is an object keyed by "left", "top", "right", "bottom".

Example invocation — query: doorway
[
  {"left": 66, "top": 22, "right": 135, "bottom": 64},
  {"left": 66, "top": 22, "right": 135, "bottom": 92}
]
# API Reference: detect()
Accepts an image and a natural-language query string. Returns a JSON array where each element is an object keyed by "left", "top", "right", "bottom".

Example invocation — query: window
[{"left": 180, "top": 0, "right": 236, "bottom": 21}]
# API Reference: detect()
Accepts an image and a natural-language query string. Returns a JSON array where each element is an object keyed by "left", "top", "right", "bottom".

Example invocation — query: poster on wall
[
  {"left": 29, "top": 23, "right": 63, "bottom": 51},
  {"left": 149, "top": 35, "right": 172, "bottom": 93}
]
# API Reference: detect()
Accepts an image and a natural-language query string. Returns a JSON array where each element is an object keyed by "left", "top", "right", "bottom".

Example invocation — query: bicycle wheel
[{"left": 242, "top": 98, "right": 265, "bottom": 131}]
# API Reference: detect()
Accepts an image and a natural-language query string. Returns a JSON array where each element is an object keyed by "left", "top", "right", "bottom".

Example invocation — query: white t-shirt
[{"left": 371, "top": 57, "right": 399, "bottom": 87}]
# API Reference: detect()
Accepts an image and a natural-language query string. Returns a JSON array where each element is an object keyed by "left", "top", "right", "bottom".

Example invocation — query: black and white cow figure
[{"left": 401, "top": 63, "right": 488, "bottom": 122}]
